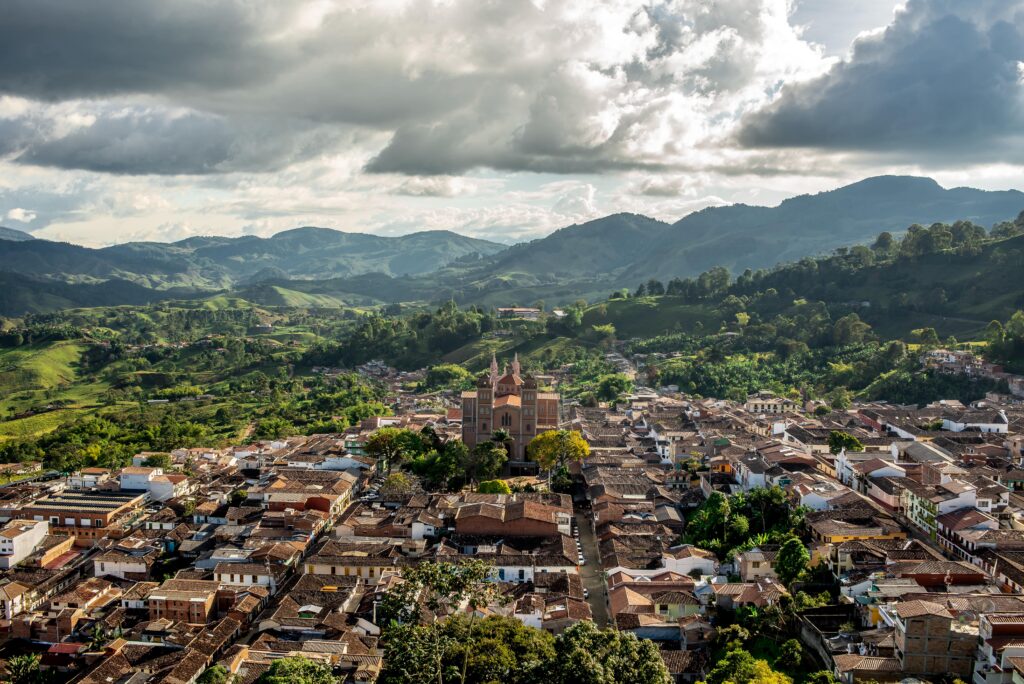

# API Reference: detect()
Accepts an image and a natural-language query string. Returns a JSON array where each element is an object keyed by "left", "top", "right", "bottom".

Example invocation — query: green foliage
[
  {"left": 775, "top": 536, "right": 811, "bottom": 587},
  {"left": 142, "top": 452, "right": 172, "bottom": 469},
  {"left": 198, "top": 665, "right": 231, "bottom": 684},
  {"left": 464, "top": 441, "right": 507, "bottom": 484},
  {"left": 477, "top": 479, "right": 512, "bottom": 494},
  {"left": 827, "top": 431, "right": 864, "bottom": 455},
  {"left": 704, "top": 649, "right": 791, "bottom": 684},
  {"left": 420, "top": 364, "right": 476, "bottom": 391},
  {"left": 5, "top": 654, "right": 43, "bottom": 684},
  {"left": 685, "top": 487, "right": 800, "bottom": 559},
  {"left": 257, "top": 657, "right": 337, "bottom": 684},
  {"left": 596, "top": 373, "right": 633, "bottom": 401},
  {"left": 777, "top": 638, "right": 802, "bottom": 670},
  {"left": 536, "top": 621, "right": 671, "bottom": 684}
]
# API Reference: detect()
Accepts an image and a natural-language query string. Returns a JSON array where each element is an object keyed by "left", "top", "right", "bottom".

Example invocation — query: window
[
  {"left": 518, "top": 569, "right": 525, "bottom": 580},
  {"left": 526, "top": 424, "right": 532, "bottom": 432},
  {"left": 482, "top": 422, "right": 487, "bottom": 431}
]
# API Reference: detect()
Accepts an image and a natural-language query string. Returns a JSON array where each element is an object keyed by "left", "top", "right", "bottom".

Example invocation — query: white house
[
  {"left": 120, "top": 466, "right": 162, "bottom": 492},
  {"left": 0, "top": 519, "right": 48, "bottom": 569},
  {"left": 942, "top": 410, "right": 1009, "bottom": 434},
  {"left": 214, "top": 562, "right": 279, "bottom": 593}
]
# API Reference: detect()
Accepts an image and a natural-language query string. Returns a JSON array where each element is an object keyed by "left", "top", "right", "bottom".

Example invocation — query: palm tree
[{"left": 490, "top": 429, "right": 512, "bottom": 457}]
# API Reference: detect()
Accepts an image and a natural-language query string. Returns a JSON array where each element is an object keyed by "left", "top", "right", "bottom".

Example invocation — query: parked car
[{"left": 583, "top": 588, "right": 590, "bottom": 599}]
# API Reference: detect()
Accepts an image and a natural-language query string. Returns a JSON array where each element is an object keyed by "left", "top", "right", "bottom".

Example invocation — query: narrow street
[{"left": 575, "top": 511, "right": 610, "bottom": 628}]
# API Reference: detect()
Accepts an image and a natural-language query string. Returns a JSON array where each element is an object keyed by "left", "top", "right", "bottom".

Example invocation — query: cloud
[
  {"left": 739, "top": 0, "right": 1024, "bottom": 162},
  {"left": 5, "top": 208, "right": 36, "bottom": 222},
  {"left": 0, "top": 0, "right": 829, "bottom": 176},
  {"left": 393, "top": 176, "right": 479, "bottom": 197}
]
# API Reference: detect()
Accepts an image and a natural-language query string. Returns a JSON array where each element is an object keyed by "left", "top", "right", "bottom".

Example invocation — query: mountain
[
  {"left": 0, "top": 272, "right": 200, "bottom": 314},
  {"left": 0, "top": 226, "right": 35, "bottom": 242},
  {"left": 0, "top": 227, "right": 505, "bottom": 291},
  {"left": 471, "top": 176, "right": 1023, "bottom": 288},
  {"left": 641, "top": 176, "right": 1024, "bottom": 281},
  {"left": 1, "top": 175, "right": 1021, "bottom": 314}
]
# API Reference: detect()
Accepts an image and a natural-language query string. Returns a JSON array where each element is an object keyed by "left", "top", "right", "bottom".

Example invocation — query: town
[{"left": 0, "top": 343, "right": 1022, "bottom": 684}]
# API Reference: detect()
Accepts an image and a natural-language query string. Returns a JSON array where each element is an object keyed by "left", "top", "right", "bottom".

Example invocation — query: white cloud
[{"left": 5, "top": 207, "right": 36, "bottom": 222}]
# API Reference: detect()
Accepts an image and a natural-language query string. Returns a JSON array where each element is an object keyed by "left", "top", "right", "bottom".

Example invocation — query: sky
[{"left": 1, "top": 0, "right": 1022, "bottom": 247}]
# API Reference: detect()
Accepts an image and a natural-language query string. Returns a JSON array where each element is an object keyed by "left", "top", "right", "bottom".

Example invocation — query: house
[
  {"left": 0, "top": 519, "right": 48, "bottom": 568},
  {"left": 147, "top": 578, "right": 219, "bottom": 625},
  {"left": 942, "top": 409, "right": 1009, "bottom": 434},
  {"left": 744, "top": 392, "right": 798, "bottom": 415},
  {"left": 214, "top": 562, "right": 283, "bottom": 594},
  {"left": 734, "top": 546, "right": 778, "bottom": 581},
  {"left": 901, "top": 479, "right": 976, "bottom": 540}
]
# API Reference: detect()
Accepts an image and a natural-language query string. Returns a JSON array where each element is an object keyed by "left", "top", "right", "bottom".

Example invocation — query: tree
[
  {"left": 528, "top": 430, "right": 590, "bottom": 471},
  {"left": 258, "top": 657, "right": 337, "bottom": 684},
  {"left": 381, "top": 472, "right": 414, "bottom": 501},
  {"left": 713, "top": 623, "right": 750, "bottom": 651},
  {"left": 142, "top": 452, "right": 172, "bottom": 469},
  {"left": 477, "top": 479, "right": 512, "bottom": 494},
  {"left": 828, "top": 430, "right": 864, "bottom": 455},
  {"left": 380, "top": 615, "right": 554, "bottom": 684},
  {"left": 705, "top": 649, "right": 791, "bottom": 684},
  {"left": 805, "top": 671, "right": 838, "bottom": 684},
  {"left": 463, "top": 442, "right": 507, "bottom": 485},
  {"left": 229, "top": 489, "right": 249, "bottom": 507},
  {"left": 199, "top": 665, "right": 231, "bottom": 684},
  {"left": 255, "top": 416, "right": 296, "bottom": 439},
  {"left": 777, "top": 638, "right": 802, "bottom": 669},
  {"left": 378, "top": 561, "right": 505, "bottom": 684},
  {"left": 537, "top": 622, "right": 671, "bottom": 684},
  {"left": 365, "top": 427, "right": 409, "bottom": 473},
  {"left": 775, "top": 535, "right": 810, "bottom": 587},
  {"left": 5, "top": 654, "right": 42, "bottom": 684},
  {"left": 826, "top": 387, "right": 852, "bottom": 411},
  {"left": 596, "top": 373, "right": 633, "bottom": 401}
]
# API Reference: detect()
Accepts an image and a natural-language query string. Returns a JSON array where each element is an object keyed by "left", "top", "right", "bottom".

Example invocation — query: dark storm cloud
[
  {"left": 739, "top": 0, "right": 1024, "bottom": 159},
  {"left": 10, "top": 107, "right": 342, "bottom": 175},
  {"left": 0, "top": 0, "right": 281, "bottom": 100}
]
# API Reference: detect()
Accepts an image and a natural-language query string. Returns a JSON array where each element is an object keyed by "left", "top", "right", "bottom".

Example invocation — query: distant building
[
  {"left": 461, "top": 354, "right": 560, "bottom": 468},
  {"left": 496, "top": 307, "right": 542, "bottom": 321}
]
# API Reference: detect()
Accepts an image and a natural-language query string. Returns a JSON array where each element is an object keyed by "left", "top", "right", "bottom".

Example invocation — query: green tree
[
  {"left": 775, "top": 536, "right": 810, "bottom": 587},
  {"left": 777, "top": 638, "right": 802, "bottom": 669},
  {"left": 825, "top": 387, "right": 852, "bottom": 411},
  {"left": 705, "top": 649, "right": 791, "bottom": 684},
  {"left": 463, "top": 442, "right": 507, "bottom": 485},
  {"left": 596, "top": 373, "right": 633, "bottom": 401},
  {"left": 537, "top": 621, "right": 671, "bottom": 684},
  {"left": 255, "top": 416, "right": 295, "bottom": 439},
  {"left": 365, "top": 427, "right": 409, "bottom": 473},
  {"left": 142, "top": 452, "right": 172, "bottom": 469},
  {"left": 477, "top": 479, "right": 512, "bottom": 494},
  {"left": 198, "top": 665, "right": 231, "bottom": 684},
  {"left": 258, "top": 657, "right": 336, "bottom": 684},
  {"left": 805, "top": 671, "right": 838, "bottom": 684},
  {"left": 5, "top": 654, "right": 42, "bottom": 684},
  {"left": 828, "top": 430, "right": 864, "bottom": 455}
]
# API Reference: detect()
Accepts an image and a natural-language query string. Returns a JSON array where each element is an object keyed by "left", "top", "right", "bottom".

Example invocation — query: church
[{"left": 461, "top": 354, "right": 560, "bottom": 467}]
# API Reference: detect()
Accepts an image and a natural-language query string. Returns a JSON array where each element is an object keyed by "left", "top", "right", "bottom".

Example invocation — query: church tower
[{"left": 512, "top": 352, "right": 521, "bottom": 377}]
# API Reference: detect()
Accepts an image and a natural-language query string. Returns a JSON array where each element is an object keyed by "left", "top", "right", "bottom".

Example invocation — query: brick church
[{"left": 461, "top": 354, "right": 560, "bottom": 465}]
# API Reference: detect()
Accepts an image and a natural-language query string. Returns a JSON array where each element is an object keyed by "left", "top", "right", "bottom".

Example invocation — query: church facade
[{"left": 461, "top": 354, "right": 560, "bottom": 465}]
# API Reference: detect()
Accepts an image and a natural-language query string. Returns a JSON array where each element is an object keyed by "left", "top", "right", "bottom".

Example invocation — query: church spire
[
  {"left": 490, "top": 352, "right": 499, "bottom": 385},
  {"left": 512, "top": 352, "right": 521, "bottom": 377}
]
